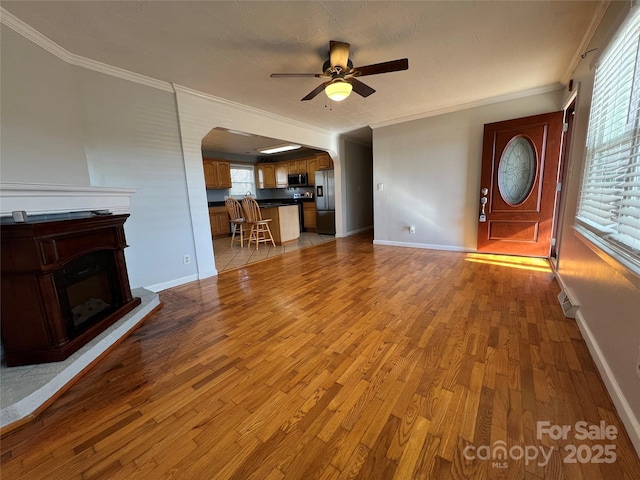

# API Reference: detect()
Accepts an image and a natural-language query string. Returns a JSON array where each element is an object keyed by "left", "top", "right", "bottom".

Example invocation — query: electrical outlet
[
  {"left": 183, "top": 254, "right": 191, "bottom": 265},
  {"left": 636, "top": 347, "right": 640, "bottom": 379},
  {"left": 409, "top": 225, "right": 416, "bottom": 234}
]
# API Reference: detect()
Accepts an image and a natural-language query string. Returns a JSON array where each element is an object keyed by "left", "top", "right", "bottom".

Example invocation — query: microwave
[{"left": 288, "top": 173, "right": 308, "bottom": 187}]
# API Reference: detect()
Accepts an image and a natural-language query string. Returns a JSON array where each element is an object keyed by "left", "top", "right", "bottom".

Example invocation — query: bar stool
[
  {"left": 241, "top": 197, "right": 276, "bottom": 250},
  {"left": 224, "top": 197, "right": 248, "bottom": 247}
]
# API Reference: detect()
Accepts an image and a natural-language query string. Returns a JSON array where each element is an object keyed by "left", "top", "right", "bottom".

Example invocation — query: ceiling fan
[{"left": 270, "top": 41, "right": 409, "bottom": 102}]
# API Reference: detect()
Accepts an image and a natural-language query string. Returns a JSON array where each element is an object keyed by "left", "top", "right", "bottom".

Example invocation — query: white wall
[
  {"left": 0, "top": 26, "right": 89, "bottom": 184},
  {"left": 79, "top": 70, "right": 198, "bottom": 290},
  {"left": 372, "top": 90, "right": 563, "bottom": 250},
  {"left": 1, "top": 24, "right": 199, "bottom": 291},
  {"left": 555, "top": 1, "right": 640, "bottom": 452}
]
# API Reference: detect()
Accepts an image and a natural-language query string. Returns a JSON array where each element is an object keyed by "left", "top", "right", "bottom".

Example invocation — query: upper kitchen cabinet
[
  {"left": 257, "top": 163, "right": 288, "bottom": 189},
  {"left": 307, "top": 157, "right": 318, "bottom": 179},
  {"left": 275, "top": 164, "right": 288, "bottom": 188},
  {"left": 316, "top": 152, "right": 333, "bottom": 170},
  {"left": 217, "top": 161, "right": 231, "bottom": 188},
  {"left": 257, "top": 164, "right": 276, "bottom": 189},
  {"left": 288, "top": 159, "right": 309, "bottom": 174},
  {"left": 203, "top": 159, "right": 232, "bottom": 189},
  {"left": 307, "top": 153, "right": 333, "bottom": 186}
]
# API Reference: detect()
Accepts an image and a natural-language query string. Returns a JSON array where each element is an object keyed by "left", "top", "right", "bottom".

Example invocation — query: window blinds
[{"left": 576, "top": 7, "right": 640, "bottom": 271}]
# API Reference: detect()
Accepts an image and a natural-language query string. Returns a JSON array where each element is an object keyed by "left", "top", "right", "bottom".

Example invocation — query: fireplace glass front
[{"left": 54, "top": 250, "right": 123, "bottom": 339}]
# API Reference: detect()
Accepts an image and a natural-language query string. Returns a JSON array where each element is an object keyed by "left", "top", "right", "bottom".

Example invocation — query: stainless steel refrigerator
[{"left": 314, "top": 170, "right": 335, "bottom": 235}]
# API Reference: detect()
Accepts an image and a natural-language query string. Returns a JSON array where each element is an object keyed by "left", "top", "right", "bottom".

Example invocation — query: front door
[{"left": 477, "top": 111, "right": 563, "bottom": 256}]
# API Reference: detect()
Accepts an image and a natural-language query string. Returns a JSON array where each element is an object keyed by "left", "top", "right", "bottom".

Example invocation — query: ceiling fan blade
[
  {"left": 301, "top": 82, "right": 329, "bottom": 101},
  {"left": 348, "top": 78, "right": 376, "bottom": 98},
  {"left": 271, "top": 73, "right": 328, "bottom": 78},
  {"left": 352, "top": 58, "right": 409, "bottom": 77},
  {"left": 329, "top": 41, "right": 350, "bottom": 70}
]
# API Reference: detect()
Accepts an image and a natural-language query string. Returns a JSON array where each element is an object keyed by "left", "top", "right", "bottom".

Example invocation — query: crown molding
[
  {"left": 0, "top": 7, "right": 173, "bottom": 93},
  {"left": 172, "top": 84, "right": 337, "bottom": 138},
  {"left": 1, "top": 7, "right": 70, "bottom": 60},
  {"left": 369, "top": 83, "right": 564, "bottom": 130},
  {"left": 561, "top": 0, "right": 611, "bottom": 84}
]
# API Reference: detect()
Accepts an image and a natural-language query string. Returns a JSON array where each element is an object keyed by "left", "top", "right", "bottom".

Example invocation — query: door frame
[{"left": 550, "top": 92, "right": 578, "bottom": 265}]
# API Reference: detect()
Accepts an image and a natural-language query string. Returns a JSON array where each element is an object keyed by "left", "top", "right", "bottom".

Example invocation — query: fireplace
[{"left": 1, "top": 213, "right": 141, "bottom": 366}]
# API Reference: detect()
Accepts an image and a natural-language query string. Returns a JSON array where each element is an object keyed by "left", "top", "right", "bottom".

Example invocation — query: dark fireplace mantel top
[
  {"left": 1, "top": 210, "right": 114, "bottom": 226},
  {"left": 1, "top": 213, "right": 130, "bottom": 273}
]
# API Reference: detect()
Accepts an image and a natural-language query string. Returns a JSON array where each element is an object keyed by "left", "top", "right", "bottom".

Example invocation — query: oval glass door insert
[{"left": 498, "top": 136, "right": 536, "bottom": 205}]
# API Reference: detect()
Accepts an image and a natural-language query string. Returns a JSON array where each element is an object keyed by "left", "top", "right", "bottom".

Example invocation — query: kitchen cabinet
[
  {"left": 275, "top": 163, "right": 288, "bottom": 188},
  {"left": 209, "top": 206, "right": 230, "bottom": 237},
  {"left": 257, "top": 164, "right": 276, "bottom": 189},
  {"left": 307, "top": 157, "right": 319, "bottom": 185},
  {"left": 203, "top": 159, "right": 232, "bottom": 189},
  {"left": 217, "top": 162, "right": 231, "bottom": 188},
  {"left": 288, "top": 159, "right": 309, "bottom": 174},
  {"left": 316, "top": 152, "right": 333, "bottom": 170},
  {"left": 203, "top": 160, "right": 217, "bottom": 187},
  {"left": 307, "top": 154, "right": 332, "bottom": 185},
  {"left": 257, "top": 163, "right": 288, "bottom": 189},
  {"left": 260, "top": 205, "right": 300, "bottom": 244},
  {"left": 303, "top": 202, "right": 316, "bottom": 230},
  {"left": 256, "top": 165, "right": 264, "bottom": 188}
]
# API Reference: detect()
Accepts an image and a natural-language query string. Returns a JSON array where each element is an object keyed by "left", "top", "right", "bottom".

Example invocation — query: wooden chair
[
  {"left": 224, "top": 197, "right": 248, "bottom": 247},
  {"left": 241, "top": 197, "right": 276, "bottom": 250}
]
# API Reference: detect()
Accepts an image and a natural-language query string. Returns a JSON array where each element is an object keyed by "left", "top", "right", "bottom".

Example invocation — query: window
[
  {"left": 229, "top": 164, "right": 256, "bottom": 197},
  {"left": 575, "top": 7, "right": 640, "bottom": 275}
]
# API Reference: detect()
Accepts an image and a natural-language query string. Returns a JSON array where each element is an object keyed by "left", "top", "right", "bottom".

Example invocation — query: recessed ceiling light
[{"left": 258, "top": 144, "right": 302, "bottom": 154}]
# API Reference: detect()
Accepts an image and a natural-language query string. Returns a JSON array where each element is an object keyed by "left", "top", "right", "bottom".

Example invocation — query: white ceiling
[
  {"left": 2, "top": 1, "right": 604, "bottom": 152},
  {"left": 201, "top": 127, "right": 321, "bottom": 158}
]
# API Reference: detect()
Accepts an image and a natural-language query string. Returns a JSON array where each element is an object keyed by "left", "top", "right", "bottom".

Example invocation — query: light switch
[{"left": 377, "top": 183, "right": 384, "bottom": 192}]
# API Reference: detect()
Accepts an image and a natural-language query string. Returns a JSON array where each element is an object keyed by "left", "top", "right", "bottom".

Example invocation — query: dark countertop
[
  {"left": 208, "top": 198, "right": 313, "bottom": 208},
  {"left": 259, "top": 203, "right": 286, "bottom": 208}
]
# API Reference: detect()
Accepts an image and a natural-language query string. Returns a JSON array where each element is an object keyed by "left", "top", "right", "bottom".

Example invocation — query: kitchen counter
[
  {"left": 259, "top": 204, "right": 299, "bottom": 245},
  {"left": 207, "top": 197, "right": 314, "bottom": 208},
  {"left": 258, "top": 202, "right": 289, "bottom": 208}
]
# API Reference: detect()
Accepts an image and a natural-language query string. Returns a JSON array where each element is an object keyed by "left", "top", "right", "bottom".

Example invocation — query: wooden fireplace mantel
[{"left": 1, "top": 213, "right": 141, "bottom": 366}]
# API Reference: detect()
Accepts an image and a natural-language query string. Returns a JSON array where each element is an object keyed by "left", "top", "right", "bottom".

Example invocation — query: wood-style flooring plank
[{"left": 1, "top": 232, "right": 639, "bottom": 479}]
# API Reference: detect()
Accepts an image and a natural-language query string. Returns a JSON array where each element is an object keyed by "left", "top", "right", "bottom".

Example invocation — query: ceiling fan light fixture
[{"left": 325, "top": 80, "right": 352, "bottom": 102}]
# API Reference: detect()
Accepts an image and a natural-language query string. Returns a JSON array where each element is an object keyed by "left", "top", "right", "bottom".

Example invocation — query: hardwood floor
[{"left": 2, "top": 232, "right": 639, "bottom": 479}]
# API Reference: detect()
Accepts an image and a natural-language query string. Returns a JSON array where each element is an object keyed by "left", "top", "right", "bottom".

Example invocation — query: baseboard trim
[
  {"left": 373, "top": 239, "right": 473, "bottom": 252},
  {"left": 556, "top": 274, "right": 640, "bottom": 456},
  {"left": 145, "top": 273, "right": 201, "bottom": 292}
]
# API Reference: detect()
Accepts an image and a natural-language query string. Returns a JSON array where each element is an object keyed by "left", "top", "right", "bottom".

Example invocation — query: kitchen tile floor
[{"left": 213, "top": 231, "right": 335, "bottom": 273}]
